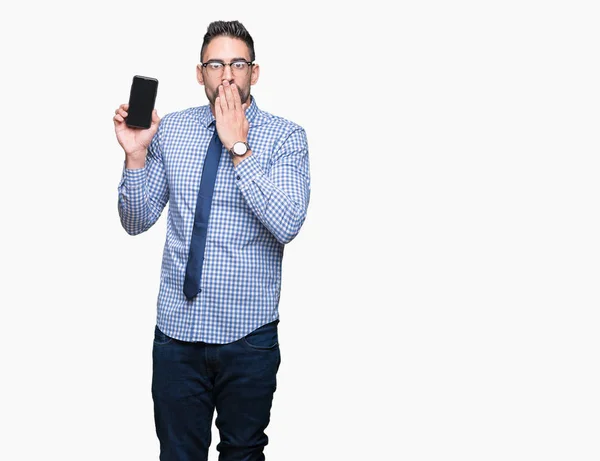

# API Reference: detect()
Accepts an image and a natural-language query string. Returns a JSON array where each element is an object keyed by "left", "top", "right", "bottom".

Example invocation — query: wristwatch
[{"left": 229, "top": 141, "right": 250, "bottom": 156}]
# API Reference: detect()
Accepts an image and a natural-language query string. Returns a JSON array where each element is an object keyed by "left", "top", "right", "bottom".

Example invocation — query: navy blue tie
[{"left": 183, "top": 129, "right": 223, "bottom": 300}]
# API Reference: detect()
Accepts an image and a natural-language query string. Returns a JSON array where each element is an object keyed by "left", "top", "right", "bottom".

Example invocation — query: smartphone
[{"left": 126, "top": 75, "right": 159, "bottom": 129}]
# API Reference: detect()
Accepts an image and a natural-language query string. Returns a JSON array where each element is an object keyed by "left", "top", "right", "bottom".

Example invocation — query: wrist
[
  {"left": 232, "top": 149, "right": 252, "bottom": 167},
  {"left": 125, "top": 151, "right": 146, "bottom": 169},
  {"left": 226, "top": 139, "right": 248, "bottom": 152}
]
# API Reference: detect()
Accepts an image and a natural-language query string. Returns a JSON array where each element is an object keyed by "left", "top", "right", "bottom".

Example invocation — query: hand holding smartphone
[{"left": 113, "top": 75, "right": 160, "bottom": 168}]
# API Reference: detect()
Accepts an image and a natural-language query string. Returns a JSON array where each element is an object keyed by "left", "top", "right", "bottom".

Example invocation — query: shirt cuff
[
  {"left": 122, "top": 161, "right": 147, "bottom": 188},
  {"left": 234, "top": 154, "right": 264, "bottom": 189}
]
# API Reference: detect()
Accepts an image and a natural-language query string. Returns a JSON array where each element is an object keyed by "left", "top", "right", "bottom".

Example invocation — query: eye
[
  {"left": 208, "top": 62, "right": 223, "bottom": 70},
  {"left": 232, "top": 61, "right": 247, "bottom": 70}
]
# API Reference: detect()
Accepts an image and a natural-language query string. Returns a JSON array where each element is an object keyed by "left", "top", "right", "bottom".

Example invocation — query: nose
[{"left": 222, "top": 64, "right": 234, "bottom": 81}]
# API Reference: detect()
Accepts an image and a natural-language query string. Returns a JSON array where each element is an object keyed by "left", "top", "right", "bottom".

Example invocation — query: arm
[
  {"left": 212, "top": 81, "right": 310, "bottom": 243},
  {"left": 117, "top": 129, "right": 169, "bottom": 235},
  {"left": 234, "top": 128, "right": 310, "bottom": 244}
]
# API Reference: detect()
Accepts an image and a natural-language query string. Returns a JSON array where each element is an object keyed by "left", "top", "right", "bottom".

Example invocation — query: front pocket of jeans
[
  {"left": 153, "top": 325, "right": 173, "bottom": 346},
  {"left": 242, "top": 321, "right": 279, "bottom": 350}
]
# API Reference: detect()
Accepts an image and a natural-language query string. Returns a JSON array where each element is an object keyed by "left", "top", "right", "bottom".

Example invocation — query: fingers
[
  {"left": 219, "top": 82, "right": 247, "bottom": 114},
  {"left": 113, "top": 104, "right": 128, "bottom": 124},
  {"left": 218, "top": 83, "right": 229, "bottom": 112},
  {"left": 150, "top": 109, "right": 161, "bottom": 128},
  {"left": 231, "top": 83, "right": 243, "bottom": 112},
  {"left": 114, "top": 104, "right": 129, "bottom": 115},
  {"left": 223, "top": 80, "right": 236, "bottom": 110},
  {"left": 218, "top": 84, "right": 229, "bottom": 114},
  {"left": 215, "top": 96, "right": 223, "bottom": 119}
]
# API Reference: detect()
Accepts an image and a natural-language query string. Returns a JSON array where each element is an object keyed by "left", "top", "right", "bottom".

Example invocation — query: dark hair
[{"left": 200, "top": 20, "right": 255, "bottom": 63}]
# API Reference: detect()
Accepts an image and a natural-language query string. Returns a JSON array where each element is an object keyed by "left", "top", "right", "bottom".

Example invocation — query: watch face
[{"left": 233, "top": 142, "right": 247, "bottom": 156}]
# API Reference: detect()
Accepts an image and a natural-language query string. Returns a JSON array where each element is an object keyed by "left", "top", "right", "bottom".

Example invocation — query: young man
[{"left": 113, "top": 20, "right": 310, "bottom": 461}]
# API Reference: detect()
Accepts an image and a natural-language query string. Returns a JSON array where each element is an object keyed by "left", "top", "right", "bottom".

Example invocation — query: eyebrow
[{"left": 205, "top": 57, "right": 250, "bottom": 63}]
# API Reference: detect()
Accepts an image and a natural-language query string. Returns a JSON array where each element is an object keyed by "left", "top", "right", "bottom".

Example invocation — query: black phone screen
[{"left": 126, "top": 75, "right": 158, "bottom": 129}]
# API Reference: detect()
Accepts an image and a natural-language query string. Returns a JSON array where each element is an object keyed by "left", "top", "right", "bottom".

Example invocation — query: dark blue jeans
[{"left": 151, "top": 320, "right": 281, "bottom": 461}]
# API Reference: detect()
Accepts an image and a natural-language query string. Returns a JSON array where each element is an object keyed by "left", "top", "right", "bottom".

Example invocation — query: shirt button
[
  {"left": 198, "top": 288, "right": 202, "bottom": 294},
  {"left": 236, "top": 175, "right": 241, "bottom": 180}
]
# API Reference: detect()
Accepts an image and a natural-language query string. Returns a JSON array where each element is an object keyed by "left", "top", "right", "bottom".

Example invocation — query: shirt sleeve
[
  {"left": 234, "top": 127, "right": 311, "bottom": 244},
  {"left": 117, "top": 127, "right": 169, "bottom": 235}
]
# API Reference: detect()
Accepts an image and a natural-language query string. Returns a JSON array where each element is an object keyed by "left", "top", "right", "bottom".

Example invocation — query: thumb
[
  {"left": 150, "top": 109, "right": 161, "bottom": 128},
  {"left": 241, "top": 103, "right": 248, "bottom": 112}
]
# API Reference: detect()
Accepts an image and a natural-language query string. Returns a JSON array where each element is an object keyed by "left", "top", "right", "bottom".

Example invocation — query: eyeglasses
[{"left": 200, "top": 60, "right": 254, "bottom": 76}]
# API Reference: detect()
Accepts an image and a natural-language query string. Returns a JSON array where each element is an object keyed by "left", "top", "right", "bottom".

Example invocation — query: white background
[{"left": 1, "top": 1, "right": 599, "bottom": 460}]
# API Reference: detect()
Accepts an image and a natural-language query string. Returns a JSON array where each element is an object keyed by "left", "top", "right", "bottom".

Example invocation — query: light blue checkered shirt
[{"left": 117, "top": 96, "right": 310, "bottom": 343}]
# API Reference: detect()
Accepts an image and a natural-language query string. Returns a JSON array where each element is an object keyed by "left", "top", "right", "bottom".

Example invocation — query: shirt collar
[{"left": 198, "top": 94, "right": 260, "bottom": 129}]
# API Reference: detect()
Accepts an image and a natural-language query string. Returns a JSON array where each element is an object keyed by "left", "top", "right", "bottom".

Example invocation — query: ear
[
  {"left": 250, "top": 63, "right": 260, "bottom": 86},
  {"left": 196, "top": 64, "right": 205, "bottom": 86}
]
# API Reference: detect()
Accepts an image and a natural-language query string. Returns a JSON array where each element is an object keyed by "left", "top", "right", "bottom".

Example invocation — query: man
[{"left": 113, "top": 20, "right": 310, "bottom": 461}]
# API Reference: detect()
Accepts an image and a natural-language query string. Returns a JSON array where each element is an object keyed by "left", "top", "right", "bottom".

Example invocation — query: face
[{"left": 196, "top": 36, "right": 260, "bottom": 107}]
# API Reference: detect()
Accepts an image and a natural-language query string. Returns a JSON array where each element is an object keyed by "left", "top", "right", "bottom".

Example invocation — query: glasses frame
[{"left": 200, "top": 60, "right": 255, "bottom": 75}]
